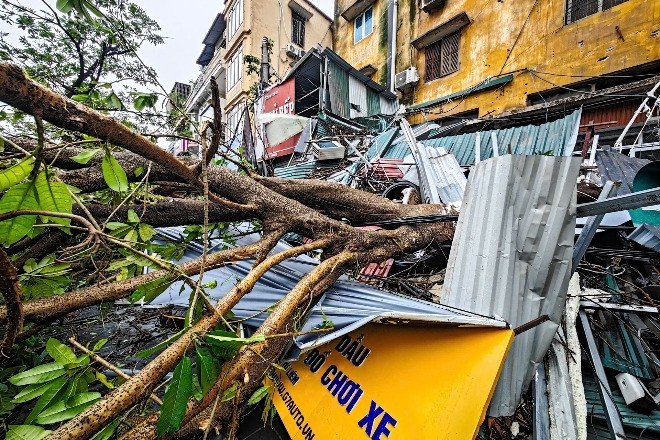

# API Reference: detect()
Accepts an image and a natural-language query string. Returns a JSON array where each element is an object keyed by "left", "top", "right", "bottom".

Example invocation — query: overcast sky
[{"left": 136, "top": 0, "right": 335, "bottom": 92}]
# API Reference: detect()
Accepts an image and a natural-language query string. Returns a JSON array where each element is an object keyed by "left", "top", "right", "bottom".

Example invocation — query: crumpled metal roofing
[
  {"left": 595, "top": 148, "right": 650, "bottom": 196},
  {"left": 378, "top": 108, "right": 582, "bottom": 166},
  {"left": 402, "top": 147, "right": 466, "bottom": 203},
  {"left": 148, "top": 227, "right": 507, "bottom": 358},
  {"left": 272, "top": 161, "right": 339, "bottom": 179},
  {"left": 440, "top": 154, "right": 580, "bottom": 417},
  {"left": 628, "top": 223, "right": 660, "bottom": 252}
]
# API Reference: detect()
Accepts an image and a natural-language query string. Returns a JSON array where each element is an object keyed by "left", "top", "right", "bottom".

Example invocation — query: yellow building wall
[
  {"left": 334, "top": 0, "right": 660, "bottom": 123},
  {"left": 334, "top": 0, "right": 390, "bottom": 84},
  {"left": 225, "top": 0, "right": 333, "bottom": 112}
]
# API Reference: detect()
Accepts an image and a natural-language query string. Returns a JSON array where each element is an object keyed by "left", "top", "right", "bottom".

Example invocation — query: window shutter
[
  {"left": 425, "top": 41, "right": 442, "bottom": 81},
  {"left": 440, "top": 32, "right": 460, "bottom": 76},
  {"left": 292, "top": 11, "right": 305, "bottom": 47}
]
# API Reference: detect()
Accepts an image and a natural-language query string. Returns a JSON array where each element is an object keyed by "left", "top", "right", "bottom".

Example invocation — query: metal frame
[{"left": 578, "top": 311, "right": 626, "bottom": 439}]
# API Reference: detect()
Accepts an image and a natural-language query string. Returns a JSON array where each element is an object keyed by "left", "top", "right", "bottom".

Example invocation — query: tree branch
[
  {"left": 47, "top": 234, "right": 328, "bottom": 440},
  {"left": 0, "top": 248, "right": 24, "bottom": 354}
]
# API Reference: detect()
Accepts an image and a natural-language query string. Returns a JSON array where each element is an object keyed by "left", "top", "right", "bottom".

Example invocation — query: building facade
[
  {"left": 333, "top": 0, "right": 660, "bottom": 129},
  {"left": 185, "top": 0, "right": 333, "bottom": 146}
]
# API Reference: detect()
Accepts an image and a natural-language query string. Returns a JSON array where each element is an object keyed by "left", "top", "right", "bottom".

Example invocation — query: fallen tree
[{"left": 0, "top": 62, "right": 456, "bottom": 439}]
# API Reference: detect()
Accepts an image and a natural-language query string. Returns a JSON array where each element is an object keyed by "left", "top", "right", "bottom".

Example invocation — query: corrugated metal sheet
[
  {"left": 580, "top": 98, "right": 644, "bottom": 132},
  {"left": 425, "top": 148, "right": 467, "bottom": 203},
  {"left": 369, "top": 159, "right": 404, "bottom": 179},
  {"left": 348, "top": 74, "right": 368, "bottom": 118},
  {"left": 628, "top": 223, "right": 660, "bottom": 252},
  {"left": 273, "top": 161, "right": 318, "bottom": 179},
  {"left": 596, "top": 149, "right": 650, "bottom": 195},
  {"left": 327, "top": 59, "right": 350, "bottom": 119},
  {"left": 440, "top": 154, "right": 580, "bottom": 416},
  {"left": 149, "top": 226, "right": 507, "bottom": 361},
  {"left": 583, "top": 370, "right": 660, "bottom": 434},
  {"left": 380, "top": 95, "right": 399, "bottom": 115},
  {"left": 381, "top": 108, "right": 582, "bottom": 166},
  {"left": 366, "top": 127, "right": 399, "bottom": 160},
  {"left": 366, "top": 87, "right": 381, "bottom": 116}
]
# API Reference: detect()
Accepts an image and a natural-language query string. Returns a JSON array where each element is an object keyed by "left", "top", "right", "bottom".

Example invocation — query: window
[
  {"left": 292, "top": 11, "right": 306, "bottom": 47},
  {"left": 425, "top": 31, "right": 460, "bottom": 81},
  {"left": 354, "top": 6, "right": 373, "bottom": 44},
  {"left": 226, "top": 0, "right": 244, "bottom": 42},
  {"left": 565, "top": 0, "right": 628, "bottom": 24},
  {"left": 227, "top": 45, "right": 243, "bottom": 91},
  {"left": 226, "top": 103, "right": 243, "bottom": 139}
]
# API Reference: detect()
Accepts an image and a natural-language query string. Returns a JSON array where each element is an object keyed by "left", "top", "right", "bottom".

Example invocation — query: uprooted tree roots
[{"left": 0, "top": 62, "right": 456, "bottom": 439}]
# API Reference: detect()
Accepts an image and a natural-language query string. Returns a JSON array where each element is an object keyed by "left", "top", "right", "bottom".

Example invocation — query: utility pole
[{"left": 260, "top": 37, "right": 270, "bottom": 90}]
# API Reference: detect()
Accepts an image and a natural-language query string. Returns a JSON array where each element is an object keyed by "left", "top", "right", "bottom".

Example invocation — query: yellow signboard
[{"left": 271, "top": 324, "right": 513, "bottom": 440}]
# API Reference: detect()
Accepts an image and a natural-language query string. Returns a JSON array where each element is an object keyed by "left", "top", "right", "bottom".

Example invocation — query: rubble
[{"left": 231, "top": 59, "right": 660, "bottom": 439}]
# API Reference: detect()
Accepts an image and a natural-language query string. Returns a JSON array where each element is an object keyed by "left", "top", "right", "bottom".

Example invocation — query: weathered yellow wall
[
  {"left": 224, "top": 0, "right": 333, "bottom": 112},
  {"left": 334, "top": 0, "right": 389, "bottom": 83},
  {"left": 334, "top": 0, "right": 660, "bottom": 122}
]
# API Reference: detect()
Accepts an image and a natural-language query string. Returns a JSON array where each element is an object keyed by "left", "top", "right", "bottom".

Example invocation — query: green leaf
[
  {"left": 0, "top": 181, "right": 39, "bottom": 245},
  {"left": 105, "top": 221, "right": 127, "bottom": 230},
  {"left": 195, "top": 346, "right": 217, "bottom": 395},
  {"left": 56, "top": 0, "right": 75, "bottom": 14},
  {"left": 70, "top": 94, "right": 89, "bottom": 102},
  {"left": 93, "top": 338, "right": 109, "bottom": 352},
  {"left": 34, "top": 172, "right": 73, "bottom": 227},
  {"left": 11, "top": 380, "right": 57, "bottom": 403},
  {"left": 107, "top": 92, "right": 122, "bottom": 110},
  {"left": 70, "top": 149, "right": 101, "bottom": 165},
  {"left": 136, "top": 329, "right": 184, "bottom": 358},
  {"left": 157, "top": 357, "right": 193, "bottom": 436},
  {"left": 89, "top": 419, "right": 120, "bottom": 440},
  {"left": 24, "top": 376, "right": 68, "bottom": 424},
  {"left": 206, "top": 334, "right": 266, "bottom": 344},
  {"left": 123, "top": 228, "right": 138, "bottom": 243},
  {"left": 134, "top": 166, "right": 144, "bottom": 177},
  {"left": 202, "top": 280, "right": 218, "bottom": 289},
  {"left": 133, "top": 93, "right": 158, "bottom": 111},
  {"left": 247, "top": 385, "right": 270, "bottom": 405},
  {"left": 46, "top": 338, "right": 77, "bottom": 365},
  {"left": 8, "top": 362, "right": 65, "bottom": 386},
  {"left": 221, "top": 382, "right": 238, "bottom": 402},
  {"left": 130, "top": 277, "right": 172, "bottom": 304},
  {"left": 127, "top": 208, "right": 139, "bottom": 224},
  {"left": 0, "top": 157, "right": 35, "bottom": 191},
  {"left": 138, "top": 223, "right": 156, "bottom": 241},
  {"left": 95, "top": 371, "right": 114, "bottom": 389},
  {"left": 35, "top": 392, "right": 101, "bottom": 424},
  {"left": 6, "top": 425, "right": 52, "bottom": 440},
  {"left": 101, "top": 154, "right": 128, "bottom": 192}
]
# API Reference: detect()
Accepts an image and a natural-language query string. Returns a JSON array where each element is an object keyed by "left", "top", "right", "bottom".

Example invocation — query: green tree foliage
[{"left": 0, "top": 0, "right": 163, "bottom": 98}]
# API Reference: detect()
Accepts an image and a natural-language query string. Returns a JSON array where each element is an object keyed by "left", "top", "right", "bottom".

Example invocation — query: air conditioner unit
[
  {"left": 395, "top": 67, "right": 420, "bottom": 92},
  {"left": 286, "top": 43, "right": 305, "bottom": 59},
  {"left": 311, "top": 141, "right": 345, "bottom": 161},
  {"left": 420, "top": 0, "right": 446, "bottom": 13}
]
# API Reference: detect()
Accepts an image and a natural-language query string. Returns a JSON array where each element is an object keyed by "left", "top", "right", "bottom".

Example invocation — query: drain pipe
[{"left": 388, "top": 0, "right": 398, "bottom": 94}]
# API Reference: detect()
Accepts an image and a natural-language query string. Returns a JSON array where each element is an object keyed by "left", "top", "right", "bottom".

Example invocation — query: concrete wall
[{"left": 334, "top": 0, "right": 660, "bottom": 122}]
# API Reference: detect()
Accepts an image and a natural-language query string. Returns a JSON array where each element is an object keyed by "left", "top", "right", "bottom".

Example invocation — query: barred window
[
  {"left": 292, "top": 11, "right": 305, "bottom": 47},
  {"left": 566, "top": 0, "right": 628, "bottom": 24},
  {"left": 425, "top": 31, "right": 460, "bottom": 82}
]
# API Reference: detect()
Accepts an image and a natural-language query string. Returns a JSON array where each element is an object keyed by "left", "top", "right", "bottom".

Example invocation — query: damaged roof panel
[
  {"left": 441, "top": 154, "right": 580, "bottom": 416},
  {"left": 380, "top": 108, "right": 582, "bottom": 166},
  {"left": 628, "top": 223, "right": 660, "bottom": 252},
  {"left": 149, "top": 227, "right": 507, "bottom": 361}
]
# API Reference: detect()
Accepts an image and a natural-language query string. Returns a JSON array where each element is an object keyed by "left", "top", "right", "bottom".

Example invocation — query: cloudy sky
[{"left": 136, "top": 0, "right": 335, "bottom": 92}]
